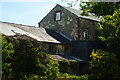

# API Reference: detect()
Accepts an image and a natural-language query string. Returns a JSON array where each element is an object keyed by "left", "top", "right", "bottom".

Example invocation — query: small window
[
  {"left": 83, "top": 31, "right": 89, "bottom": 39},
  {"left": 55, "top": 11, "right": 61, "bottom": 21}
]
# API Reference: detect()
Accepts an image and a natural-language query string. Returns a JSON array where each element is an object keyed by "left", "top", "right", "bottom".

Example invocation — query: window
[
  {"left": 55, "top": 11, "right": 61, "bottom": 21},
  {"left": 83, "top": 30, "right": 89, "bottom": 39},
  {"left": 49, "top": 45, "right": 56, "bottom": 53}
]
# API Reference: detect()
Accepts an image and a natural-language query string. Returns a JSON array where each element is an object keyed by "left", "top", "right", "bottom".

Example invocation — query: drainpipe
[{"left": 76, "top": 18, "right": 80, "bottom": 40}]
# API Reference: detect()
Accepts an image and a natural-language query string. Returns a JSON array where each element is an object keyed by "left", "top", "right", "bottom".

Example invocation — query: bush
[
  {"left": 2, "top": 35, "right": 14, "bottom": 79},
  {"left": 10, "top": 36, "right": 49, "bottom": 78},
  {"left": 27, "top": 75, "right": 47, "bottom": 80},
  {"left": 58, "top": 73, "right": 88, "bottom": 80},
  {"left": 79, "top": 74, "right": 88, "bottom": 80},
  {"left": 1, "top": 35, "right": 89, "bottom": 80},
  {"left": 61, "top": 73, "right": 69, "bottom": 78},
  {"left": 46, "top": 60, "right": 60, "bottom": 80},
  {"left": 89, "top": 50, "right": 120, "bottom": 80},
  {"left": 2, "top": 35, "right": 49, "bottom": 79},
  {"left": 58, "top": 60, "right": 80, "bottom": 75}
]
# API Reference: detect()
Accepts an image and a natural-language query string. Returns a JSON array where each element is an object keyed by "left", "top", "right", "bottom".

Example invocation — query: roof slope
[
  {"left": 0, "top": 21, "right": 70, "bottom": 44},
  {"left": 60, "top": 4, "right": 100, "bottom": 21},
  {"left": 38, "top": 4, "right": 100, "bottom": 24},
  {"left": 45, "top": 29, "right": 71, "bottom": 44},
  {"left": 49, "top": 54, "right": 84, "bottom": 61}
]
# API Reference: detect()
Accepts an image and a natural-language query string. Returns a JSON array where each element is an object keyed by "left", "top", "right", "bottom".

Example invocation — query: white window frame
[
  {"left": 55, "top": 11, "right": 61, "bottom": 21},
  {"left": 83, "top": 31, "right": 89, "bottom": 39}
]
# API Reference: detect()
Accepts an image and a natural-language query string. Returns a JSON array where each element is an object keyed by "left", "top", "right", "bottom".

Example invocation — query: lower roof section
[
  {"left": 49, "top": 54, "right": 84, "bottom": 62},
  {"left": 0, "top": 21, "right": 70, "bottom": 44}
]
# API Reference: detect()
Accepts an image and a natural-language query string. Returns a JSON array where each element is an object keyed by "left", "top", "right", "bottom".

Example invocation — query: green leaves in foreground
[
  {"left": 2, "top": 35, "right": 14, "bottom": 79},
  {"left": 89, "top": 50, "right": 120, "bottom": 80},
  {"left": 99, "top": 10, "right": 120, "bottom": 58}
]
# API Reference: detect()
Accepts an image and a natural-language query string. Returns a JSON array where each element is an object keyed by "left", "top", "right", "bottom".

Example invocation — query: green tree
[
  {"left": 80, "top": 2, "right": 120, "bottom": 61},
  {"left": 9, "top": 36, "right": 48, "bottom": 79},
  {"left": 1, "top": 35, "right": 62, "bottom": 79},
  {"left": 80, "top": 2, "right": 120, "bottom": 16},
  {"left": 2, "top": 35, "right": 14, "bottom": 79},
  {"left": 89, "top": 50, "right": 120, "bottom": 80},
  {"left": 99, "top": 10, "right": 120, "bottom": 58}
]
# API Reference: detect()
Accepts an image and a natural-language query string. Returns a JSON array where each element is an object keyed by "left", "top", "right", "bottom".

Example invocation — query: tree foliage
[
  {"left": 61, "top": 0, "right": 78, "bottom": 7},
  {"left": 99, "top": 10, "right": 120, "bottom": 57},
  {"left": 2, "top": 35, "right": 14, "bottom": 79},
  {"left": 46, "top": 60, "right": 60, "bottom": 80},
  {"left": 8, "top": 35, "right": 49, "bottom": 79},
  {"left": 80, "top": 1, "right": 120, "bottom": 60},
  {"left": 89, "top": 50, "right": 120, "bottom": 80},
  {"left": 80, "top": 2, "right": 120, "bottom": 16},
  {"left": 1, "top": 35, "right": 50, "bottom": 79},
  {"left": 1, "top": 35, "right": 89, "bottom": 79},
  {"left": 2, "top": 35, "right": 63, "bottom": 79},
  {"left": 80, "top": 2, "right": 120, "bottom": 79}
]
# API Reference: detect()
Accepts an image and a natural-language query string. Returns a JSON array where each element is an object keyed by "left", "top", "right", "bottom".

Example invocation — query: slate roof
[
  {"left": 0, "top": 21, "right": 70, "bottom": 44},
  {"left": 49, "top": 54, "right": 84, "bottom": 61},
  {"left": 60, "top": 4, "right": 100, "bottom": 22},
  {"left": 45, "top": 29, "right": 71, "bottom": 44},
  {"left": 38, "top": 4, "right": 100, "bottom": 24}
]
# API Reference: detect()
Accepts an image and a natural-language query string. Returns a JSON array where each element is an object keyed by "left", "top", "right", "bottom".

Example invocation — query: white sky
[{"left": 0, "top": 0, "right": 80, "bottom": 26}]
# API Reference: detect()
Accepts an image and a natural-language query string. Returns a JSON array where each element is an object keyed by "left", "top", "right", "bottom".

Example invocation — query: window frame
[
  {"left": 83, "top": 30, "right": 89, "bottom": 39},
  {"left": 54, "top": 11, "right": 61, "bottom": 21}
]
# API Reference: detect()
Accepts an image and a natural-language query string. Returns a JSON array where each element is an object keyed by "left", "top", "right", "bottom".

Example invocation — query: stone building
[
  {"left": 0, "top": 21, "right": 71, "bottom": 56},
  {"left": 38, "top": 4, "right": 104, "bottom": 60},
  {"left": 38, "top": 4, "right": 100, "bottom": 41},
  {"left": 0, "top": 21, "right": 86, "bottom": 75},
  {"left": 0, "top": 4, "right": 105, "bottom": 61},
  {"left": 0, "top": 4, "right": 106, "bottom": 74}
]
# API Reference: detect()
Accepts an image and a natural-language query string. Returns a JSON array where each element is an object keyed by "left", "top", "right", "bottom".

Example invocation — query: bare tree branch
[{"left": 61, "top": 0, "right": 79, "bottom": 7}]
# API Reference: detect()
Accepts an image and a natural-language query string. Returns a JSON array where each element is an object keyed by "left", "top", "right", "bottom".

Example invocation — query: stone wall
[
  {"left": 39, "top": 5, "right": 99, "bottom": 41},
  {"left": 78, "top": 18, "right": 99, "bottom": 41},
  {"left": 39, "top": 5, "right": 78, "bottom": 40}
]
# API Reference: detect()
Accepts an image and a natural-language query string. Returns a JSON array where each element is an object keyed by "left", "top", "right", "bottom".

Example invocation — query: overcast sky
[{"left": 0, "top": 0, "right": 80, "bottom": 26}]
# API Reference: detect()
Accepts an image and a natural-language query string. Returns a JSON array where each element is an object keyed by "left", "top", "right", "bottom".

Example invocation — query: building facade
[
  {"left": 38, "top": 4, "right": 105, "bottom": 61},
  {"left": 39, "top": 4, "right": 100, "bottom": 41},
  {"left": 0, "top": 4, "right": 104, "bottom": 61}
]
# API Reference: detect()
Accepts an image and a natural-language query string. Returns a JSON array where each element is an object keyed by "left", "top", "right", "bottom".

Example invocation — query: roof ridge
[
  {"left": 0, "top": 21, "right": 36, "bottom": 27},
  {"left": 57, "top": 4, "right": 100, "bottom": 21}
]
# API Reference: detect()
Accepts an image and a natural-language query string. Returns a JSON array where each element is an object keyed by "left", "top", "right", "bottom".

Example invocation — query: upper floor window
[
  {"left": 83, "top": 30, "right": 89, "bottom": 39},
  {"left": 55, "top": 11, "right": 61, "bottom": 21}
]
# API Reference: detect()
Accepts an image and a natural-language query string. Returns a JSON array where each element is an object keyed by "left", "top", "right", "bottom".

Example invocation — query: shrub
[
  {"left": 27, "top": 75, "right": 47, "bottom": 80},
  {"left": 46, "top": 60, "right": 60, "bottom": 80},
  {"left": 61, "top": 73, "right": 69, "bottom": 78},
  {"left": 89, "top": 50, "right": 120, "bottom": 80},
  {"left": 2, "top": 35, "right": 14, "bottom": 79},
  {"left": 2, "top": 35, "right": 49, "bottom": 79},
  {"left": 58, "top": 73, "right": 88, "bottom": 80}
]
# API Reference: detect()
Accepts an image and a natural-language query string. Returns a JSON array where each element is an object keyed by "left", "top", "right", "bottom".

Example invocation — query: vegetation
[
  {"left": 1, "top": 35, "right": 52, "bottom": 79},
  {"left": 99, "top": 10, "right": 120, "bottom": 59},
  {"left": 89, "top": 50, "right": 120, "bottom": 80},
  {"left": 80, "top": 2, "right": 119, "bottom": 16},
  {"left": 1, "top": 1, "right": 120, "bottom": 80},
  {"left": 80, "top": 1, "right": 120, "bottom": 60},
  {"left": 46, "top": 60, "right": 60, "bottom": 80},
  {"left": 2, "top": 35, "right": 14, "bottom": 79},
  {"left": 2, "top": 35, "right": 87, "bottom": 80},
  {"left": 80, "top": 1, "right": 120, "bottom": 80}
]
